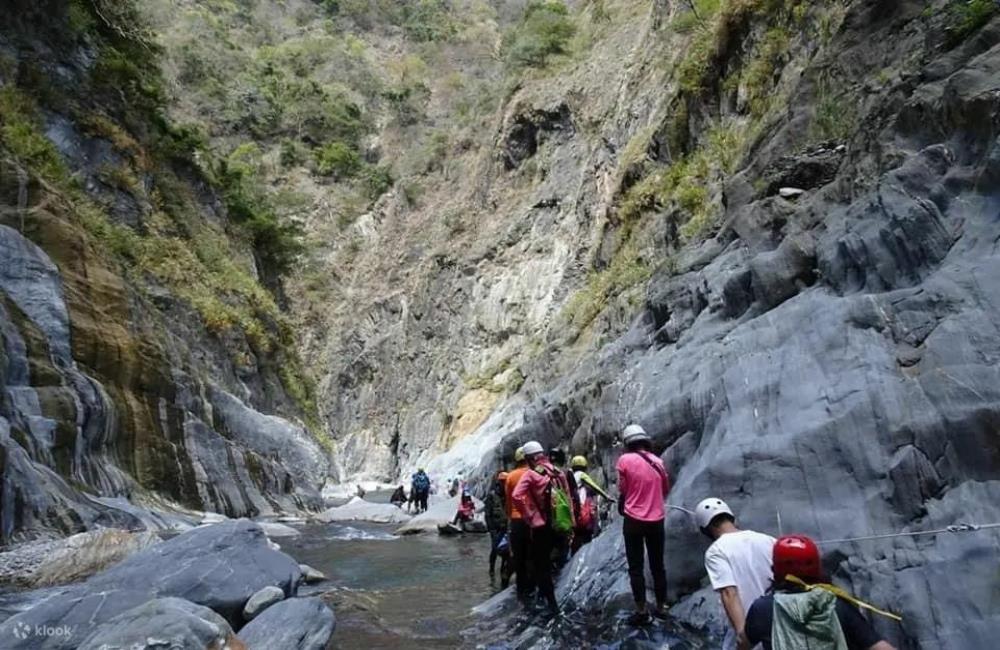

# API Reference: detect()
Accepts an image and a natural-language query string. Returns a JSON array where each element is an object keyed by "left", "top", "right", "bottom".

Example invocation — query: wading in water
[{"left": 616, "top": 424, "right": 670, "bottom": 626}]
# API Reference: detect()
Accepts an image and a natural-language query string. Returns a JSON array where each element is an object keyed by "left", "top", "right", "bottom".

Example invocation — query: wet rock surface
[
  {"left": 242, "top": 586, "right": 285, "bottom": 620},
  {"left": 237, "top": 597, "right": 335, "bottom": 650},
  {"left": 76, "top": 597, "right": 242, "bottom": 650}
]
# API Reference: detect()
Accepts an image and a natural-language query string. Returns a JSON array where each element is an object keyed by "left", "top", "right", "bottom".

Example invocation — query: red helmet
[{"left": 773, "top": 534, "right": 822, "bottom": 581}]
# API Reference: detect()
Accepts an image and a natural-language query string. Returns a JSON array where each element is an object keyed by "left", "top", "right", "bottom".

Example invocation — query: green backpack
[{"left": 536, "top": 467, "right": 574, "bottom": 534}]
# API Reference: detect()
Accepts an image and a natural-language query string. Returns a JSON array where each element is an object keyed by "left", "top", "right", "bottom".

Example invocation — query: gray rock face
[
  {"left": 242, "top": 586, "right": 285, "bottom": 620},
  {"left": 471, "top": 7, "right": 1000, "bottom": 650},
  {"left": 76, "top": 597, "right": 238, "bottom": 650},
  {"left": 0, "top": 520, "right": 301, "bottom": 649},
  {"left": 237, "top": 597, "right": 335, "bottom": 650},
  {"left": 0, "top": 217, "right": 327, "bottom": 543}
]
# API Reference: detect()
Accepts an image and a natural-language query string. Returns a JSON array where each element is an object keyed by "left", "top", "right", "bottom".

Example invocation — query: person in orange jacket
[{"left": 505, "top": 446, "right": 533, "bottom": 600}]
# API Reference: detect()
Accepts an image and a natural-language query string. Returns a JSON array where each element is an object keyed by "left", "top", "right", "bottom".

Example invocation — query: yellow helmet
[
  {"left": 571, "top": 455, "right": 588, "bottom": 469},
  {"left": 514, "top": 446, "right": 525, "bottom": 462}
]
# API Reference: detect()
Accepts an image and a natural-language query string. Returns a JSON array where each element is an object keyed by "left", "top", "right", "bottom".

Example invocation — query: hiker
[
  {"left": 452, "top": 491, "right": 476, "bottom": 529},
  {"left": 697, "top": 497, "right": 776, "bottom": 650},
  {"left": 505, "top": 446, "right": 534, "bottom": 601},
  {"left": 449, "top": 476, "right": 460, "bottom": 498},
  {"left": 616, "top": 424, "right": 671, "bottom": 625},
  {"left": 547, "top": 448, "right": 580, "bottom": 569},
  {"left": 484, "top": 471, "right": 510, "bottom": 581},
  {"left": 743, "top": 535, "right": 897, "bottom": 650},
  {"left": 355, "top": 484, "right": 366, "bottom": 499},
  {"left": 411, "top": 468, "right": 431, "bottom": 513},
  {"left": 570, "top": 455, "right": 612, "bottom": 554},
  {"left": 390, "top": 485, "right": 406, "bottom": 508},
  {"left": 512, "top": 440, "right": 575, "bottom": 616}
]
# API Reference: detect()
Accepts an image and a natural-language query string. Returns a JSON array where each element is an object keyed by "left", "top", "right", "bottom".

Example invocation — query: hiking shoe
[
  {"left": 627, "top": 611, "right": 651, "bottom": 626},
  {"left": 651, "top": 604, "right": 669, "bottom": 620}
]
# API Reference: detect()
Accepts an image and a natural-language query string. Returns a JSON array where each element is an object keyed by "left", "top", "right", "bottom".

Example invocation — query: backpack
[
  {"left": 412, "top": 472, "right": 430, "bottom": 492},
  {"left": 576, "top": 496, "right": 596, "bottom": 531},
  {"left": 534, "top": 466, "right": 574, "bottom": 535},
  {"left": 772, "top": 590, "right": 848, "bottom": 650}
]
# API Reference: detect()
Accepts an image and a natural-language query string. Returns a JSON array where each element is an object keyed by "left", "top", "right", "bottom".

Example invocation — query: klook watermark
[{"left": 11, "top": 621, "right": 75, "bottom": 641}]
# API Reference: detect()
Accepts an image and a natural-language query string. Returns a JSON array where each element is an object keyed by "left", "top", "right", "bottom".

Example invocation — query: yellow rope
[{"left": 785, "top": 575, "right": 903, "bottom": 622}]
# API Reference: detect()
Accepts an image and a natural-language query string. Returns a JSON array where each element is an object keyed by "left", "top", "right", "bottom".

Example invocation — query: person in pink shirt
[
  {"left": 512, "top": 440, "right": 574, "bottom": 616},
  {"left": 616, "top": 423, "right": 671, "bottom": 626}
]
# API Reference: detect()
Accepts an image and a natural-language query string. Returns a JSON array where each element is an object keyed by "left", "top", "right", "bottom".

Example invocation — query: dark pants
[
  {"left": 571, "top": 526, "right": 593, "bottom": 554},
  {"left": 623, "top": 515, "right": 666, "bottom": 608},
  {"left": 530, "top": 525, "right": 558, "bottom": 610},
  {"left": 552, "top": 532, "right": 570, "bottom": 570},
  {"left": 416, "top": 490, "right": 428, "bottom": 512},
  {"left": 510, "top": 519, "right": 534, "bottom": 597}
]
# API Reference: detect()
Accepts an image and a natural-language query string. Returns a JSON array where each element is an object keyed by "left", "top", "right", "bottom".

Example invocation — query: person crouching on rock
[
  {"left": 742, "top": 535, "right": 897, "bottom": 650},
  {"left": 616, "top": 424, "right": 671, "bottom": 626},
  {"left": 512, "top": 440, "right": 575, "bottom": 617},
  {"left": 390, "top": 485, "right": 407, "bottom": 508},
  {"left": 452, "top": 491, "right": 476, "bottom": 529}
]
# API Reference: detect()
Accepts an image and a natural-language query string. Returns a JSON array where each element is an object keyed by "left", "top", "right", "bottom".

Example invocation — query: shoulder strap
[{"left": 633, "top": 451, "right": 668, "bottom": 480}]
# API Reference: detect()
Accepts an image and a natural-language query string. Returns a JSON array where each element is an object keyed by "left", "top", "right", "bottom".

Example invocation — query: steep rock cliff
[
  {"left": 0, "top": 1, "right": 329, "bottom": 543},
  {"left": 468, "top": 1, "right": 1000, "bottom": 648}
]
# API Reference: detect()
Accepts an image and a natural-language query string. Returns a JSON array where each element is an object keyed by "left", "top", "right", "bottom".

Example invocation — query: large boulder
[
  {"left": 76, "top": 597, "right": 244, "bottom": 650},
  {"left": 0, "top": 520, "right": 301, "bottom": 649},
  {"left": 0, "top": 529, "right": 160, "bottom": 588},
  {"left": 316, "top": 496, "right": 413, "bottom": 524},
  {"left": 395, "top": 495, "right": 475, "bottom": 534},
  {"left": 237, "top": 597, "right": 335, "bottom": 650}
]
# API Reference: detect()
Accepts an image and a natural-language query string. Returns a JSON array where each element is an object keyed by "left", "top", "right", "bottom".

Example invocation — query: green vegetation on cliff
[{"left": 0, "top": 0, "right": 320, "bottom": 428}]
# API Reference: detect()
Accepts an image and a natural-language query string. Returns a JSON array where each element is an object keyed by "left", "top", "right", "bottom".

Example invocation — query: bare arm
[{"left": 718, "top": 586, "right": 746, "bottom": 637}]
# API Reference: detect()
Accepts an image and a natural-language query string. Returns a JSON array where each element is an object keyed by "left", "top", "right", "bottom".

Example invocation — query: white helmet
[
  {"left": 622, "top": 424, "right": 650, "bottom": 444},
  {"left": 694, "top": 497, "right": 734, "bottom": 529},
  {"left": 522, "top": 440, "right": 544, "bottom": 456}
]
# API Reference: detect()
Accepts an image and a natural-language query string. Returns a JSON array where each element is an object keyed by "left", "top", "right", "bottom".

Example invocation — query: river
[{"left": 283, "top": 519, "right": 496, "bottom": 649}]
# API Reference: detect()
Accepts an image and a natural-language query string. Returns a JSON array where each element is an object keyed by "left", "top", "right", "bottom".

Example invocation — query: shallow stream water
[{"left": 283, "top": 519, "right": 497, "bottom": 649}]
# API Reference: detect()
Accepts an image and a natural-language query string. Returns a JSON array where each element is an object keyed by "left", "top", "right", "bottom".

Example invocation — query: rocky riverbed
[{"left": 0, "top": 520, "right": 335, "bottom": 650}]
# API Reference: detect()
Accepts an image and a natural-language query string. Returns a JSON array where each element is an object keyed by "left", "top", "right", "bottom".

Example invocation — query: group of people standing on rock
[
  {"left": 488, "top": 423, "right": 900, "bottom": 649},
  {"left": 485, "top": 440, "right": 612, "bottom": 616}
]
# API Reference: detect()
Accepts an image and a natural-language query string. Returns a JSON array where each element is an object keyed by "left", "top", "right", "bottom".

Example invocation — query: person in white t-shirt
[{"left": 696, "top": 497, "right": 776, "bottom": 650}]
